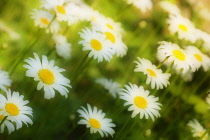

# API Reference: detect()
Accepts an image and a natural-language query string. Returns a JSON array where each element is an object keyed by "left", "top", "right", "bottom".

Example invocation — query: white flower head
[
  {"left": 167, "top": 14, "right": 199, "bottom": 43},
  {"left": 92, "top": 25, "right": 127, "bottom": 57},
  {"left": 119, "top": 83, "right": 162, "bottom": 121},
  {"left": 95, "top": 78, "right": 121, "bottom": 98},
  {"left": 0, "top": 69, "right": 11, "bottom": 92},
  {"left": 77, "top": 104, "right": 116, "bottom": 137},
  {"left": 157, "top": 41, "right": 195, "bottom": 73},
  {"left": 0, "top": 90, "right": 33, "bottom": 130},
  {"left": 159, "top": 1, "right": 181, "bottom": 15},
  {"left": 126, "top": 0, "right": 153, "bottom": 13},
  {"left": 91, "top": 16, "right": 125, "bottom": 36},
  {"left": 134, "top": 57, "right": 171, "bottom": 90},
  {"left": 53, "top": 34, "right": 71, "bottom": 59},
  {"left": 199, "top": 30, "right": 210, "bottom": 51},
  {"left": 78, "top": 27, "right": 115, "bottom": 62},
  {"left": 30, "top": 9, "right": 60, "bottom": 33},
  {"left": 23, "top": 53, "right": 71, "bottom": 99},
  {"left": 185, "top": 46, "right": 210, "bottom": 72},
  {"left": 188, "top": 119, "right": 209, "bottom": 140}
]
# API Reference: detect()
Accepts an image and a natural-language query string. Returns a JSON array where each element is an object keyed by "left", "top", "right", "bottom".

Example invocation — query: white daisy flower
[
  {"left": 41, "top": 0, "right": 69, "bottom": 21},
  {"left": 126, "top": 0, "right": 153, "bottom": 13},
  {"left": 157, "top": 41, "right": 194, "bottom": 73},
  {"left": 30, "top": 9, "right": 60, "bottom": 33},
  {"left": 0, "top": 115, "right": 15, "bottom": 134},
  {"left": 178, "top": 70, "right": 194, "bottom": 82},
  {"left": 0, "top": 69, "right": 11, "bottom": 92},
  {"left": 185, "top": 46, "right": 210, "bottom": 72},
  {"left": 93, "top": 25, "right": 127, "bottom": 57},
  {"left": 167, "top": 14, "right": 199, "bottom": 43},
  {"left": 78, "top": 27, "right": 115, "bottom": 62},
  {"left": 119, "top": 83, "right": 162, "bottom": 121},
  {"left": 134, "top": 57, "right": 171, "bottom": 90},
  {"left": 188, "top": 119, "right": 209, "bottom": 140},
  {"left": 64, "top": 3, "right": 92, "bottom": 25},
  {"left": 0, "top": 90, "right": 33, "bottom": 130},
  {"left": 159, "top": 1, "right": 181, "bottom": 15},
  {"left": 198, "top": 30, "right": 210, "bottom": 51},
  {"left": 95, "top": 78, "right": 121, "bottom": 98},
  {"left": 77, "top": 104, "right": 116, "bottom": 137},
  {"left": 53, "top": 34, "right": 71, "bottom": 59},
  {"left": 23, "top": 53, "right": 71, "bottom": 99},
  {"left": 91, "top": 16, "right": 124, "bottom": 35}
]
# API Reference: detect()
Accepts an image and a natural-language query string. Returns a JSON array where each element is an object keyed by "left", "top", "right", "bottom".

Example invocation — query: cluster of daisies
[
  {"left": 0, "top": 69, "right": 32, "bottom": 134},
  {"left": 31, "top": 0, "right": 127, "bottom": 62},
  {"left": 158, "top": 1, "right": 210, "bottom": 80},
  {"left": 1, "top": 0, "right": 210, "bottom": 138}
]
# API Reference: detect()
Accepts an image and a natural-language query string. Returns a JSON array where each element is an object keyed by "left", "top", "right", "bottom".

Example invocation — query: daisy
[
  {"left": 95, "top": 78, "right": 121, "bottom": 98},
  {"left": 64, "top": 3, "right": 92, "bottom": 25},
  {"left": 157, "top": 41, "right": 194, "bottom": 73},
  {"left": 77, "top": 104, "right": 116, "bottom": 137},
  {"left": 31, "top": 9, "right": 60, "bottom": 33},
  {"left": 0, "top": 90, "right": 33, "bottom": 130},
  {"left": 53, "top": 34, "right": 71, "bottom": 59},
  {"left": 159, "top": 1, "right": 181, "bottom": 15},
  {"left": 92, "top": 25, "right": 127, "bottom": 57},
  {"left": 134, "top": 57, "right": 171, "bottom": 90},
  {"left": 167, "top": 14, "right": 199, "bottom": 43},
  {"left": 90, "top": 16, "right": 124, "bottom": 36},
  {"left": 199, "top": 30, "right": 210, "bottom": 51},
  {"left": 41, "top": 0, "right": 69, "bottom": 21},
  {"left": 185, "top": 46, "right": 210, "bottom": 72},
  {"left": 178, "top": 70, "right": 194, "bottom": 82},
  {"left": 78, "top": 27, "right": 115, "bottom": 62},
  {"left": 23, "top": 53, "right": 71, "bottom": 99},
  {"left": 0, "top": 113, "right": 15, "bottom": 134},
  {"left": 0, "top": 69, "right": 11, "bottom": 92},
  {"left": 119, "top": 83, "right": 162, "bottom": 121},
  {"left": 125, "top": 0, "right": 153, "bottom": 13},
  {"left": 187, "top": 119, "right": 209, "bottom": 140}
]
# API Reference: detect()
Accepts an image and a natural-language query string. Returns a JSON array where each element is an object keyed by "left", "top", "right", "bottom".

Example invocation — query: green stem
[
  {"left": 79, "top": 129, "right": 89, "bottom": 140},
  {"left": 114, "top": 117, "right": 131, "bottom": 139},
  {"left": 71, "top": 51, "right": 90, "bottom": 82}
]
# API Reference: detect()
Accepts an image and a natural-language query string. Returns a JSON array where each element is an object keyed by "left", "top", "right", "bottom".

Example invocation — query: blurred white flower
[
  {"left": 95, "top": 78, "right": 121, "bottom": 98},
  {"left": 53, "top": 34, "right": 71, "bottom": 60},
  {"left": 77, "top": 104, "right": 116, "bottom": 137}
]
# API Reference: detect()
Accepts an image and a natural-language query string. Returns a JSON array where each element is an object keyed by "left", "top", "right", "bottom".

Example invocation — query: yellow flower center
[
  {"left": 178, "top": 24, "right": 188, "bottom": 32},
  {"left": 0, "top": 109, "right": 4, "bottom": 120},
  {"left": 194, "top": 54, "right": 203, "bottom": 62},
  {"left": 172, "top": 50, "right": 186, "bottom": 61},
  {"left": 89, "top": 118, "right": 101, "bottom": 129},
  {"left": 106, "top": 24, "right": 113, "bottom": 30},
  {"left": 134, "top": 96, "right": 148, "bottom": 109},
  {"left": 38, "top": 69, "right": 55, "bottom": 85},
  {"left": 90, "top": 39, "right": 102, "bottom": 51},
  {"left": 5, "top": 103, "right": 19, "bottom": 116},
  {"left": 56, "top": 6, "right": 66, "bottom": 14},
  {"left": 0, "top": 115, "right": 4, "bottom": 121},
  {"left": 146, "top": 69, "right": 157, "bottom": 77},
  {"left": 41, "top": 18, "right": 50, "bottom": 25},
  {"left": 105, "top": 32, "right": 116, "bottom": 43}
]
